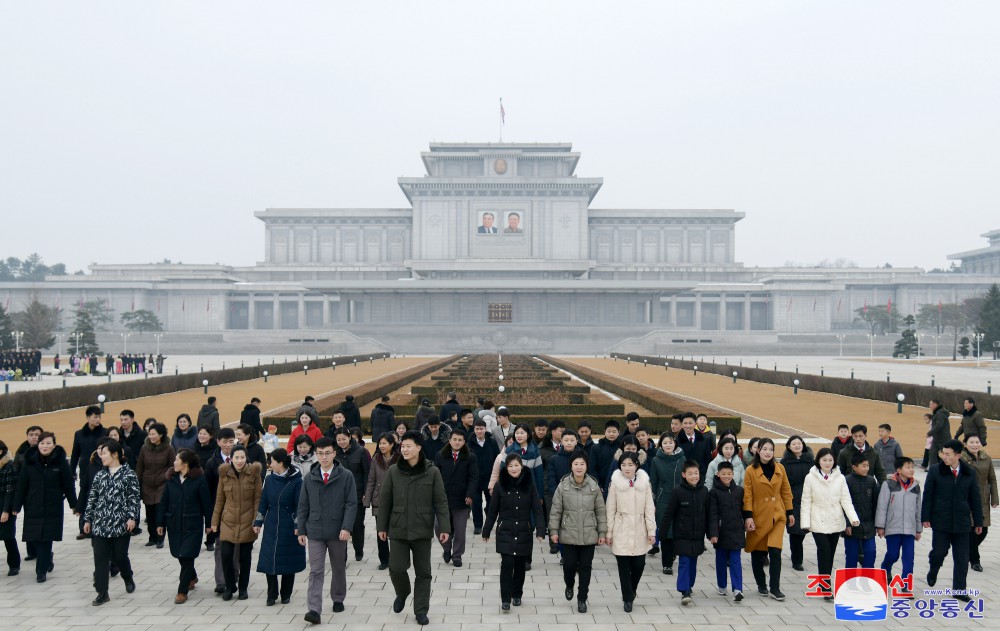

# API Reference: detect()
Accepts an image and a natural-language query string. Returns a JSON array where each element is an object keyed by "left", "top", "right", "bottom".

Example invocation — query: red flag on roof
[{"left": 887, "top": 298, "right": 892, "bottom": 314}]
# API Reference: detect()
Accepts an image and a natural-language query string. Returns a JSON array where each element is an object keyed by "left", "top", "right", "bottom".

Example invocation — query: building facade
[{"left": 3, "top": 142, "right": 999, "bottom": 354}]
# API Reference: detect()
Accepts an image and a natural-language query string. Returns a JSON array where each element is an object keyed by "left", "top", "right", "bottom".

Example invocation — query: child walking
[
  {"left": 661, "top": 459, "right": 709, "bottom": 605},
  {"left": 844, "top": 452, "right": 880, "bottom": 568},
  {"left": 708, "top": 461, "right": 745, "bottom": 602},
  {"left": 876, "top": 456, "right": 922, "bottom": 587}
]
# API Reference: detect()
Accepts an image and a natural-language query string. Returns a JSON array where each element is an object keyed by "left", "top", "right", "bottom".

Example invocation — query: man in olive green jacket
[{"left": 377, "top": 431, "right": 450, "bottom": 626}]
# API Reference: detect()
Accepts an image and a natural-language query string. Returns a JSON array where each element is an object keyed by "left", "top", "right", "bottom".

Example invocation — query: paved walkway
[{"left": 0, "top": 466, "right": 994, "bottom": 630}]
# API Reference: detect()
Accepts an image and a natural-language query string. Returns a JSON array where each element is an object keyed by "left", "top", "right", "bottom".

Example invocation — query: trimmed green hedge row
[
  {"left": 614, "top": 353, "right": 1000, "bottom": 420},
  {"left": 542, "top": 355, "right": 743, "bottom": 435},
  {"left": 0, "top": 353, "right": 380, "bottom": 420},
  {"left": 393, "top": 403, "right": 627, "bottom": 416},
  {"left": 410, "top": 385, "right": 591, "bottom": 395},
  {"left": 312, "top": 355, "right": 460, "bottom": 417}
]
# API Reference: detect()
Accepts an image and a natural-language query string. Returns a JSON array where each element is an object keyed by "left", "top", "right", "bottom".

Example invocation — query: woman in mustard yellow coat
[{"left": 743, "top": 438, "right": 794, "bottom": 601}]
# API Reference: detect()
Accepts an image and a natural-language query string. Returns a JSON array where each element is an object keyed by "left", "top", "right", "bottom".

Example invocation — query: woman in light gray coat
[{"left": 549, "top": 451, "right": 606, "bottom": 614}]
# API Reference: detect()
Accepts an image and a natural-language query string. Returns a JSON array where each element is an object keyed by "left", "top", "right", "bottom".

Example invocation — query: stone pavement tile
[{"left": 251, "top": 613, "right": 298, "bottom": 624}]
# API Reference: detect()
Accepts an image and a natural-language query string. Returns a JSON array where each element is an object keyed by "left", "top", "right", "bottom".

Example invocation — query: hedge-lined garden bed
[
  {"left": 0, "top": 353, "right": 380, "bottom": 419},
  {"left": 612, "top": 353, "right": 1000, "bottom": 420}
]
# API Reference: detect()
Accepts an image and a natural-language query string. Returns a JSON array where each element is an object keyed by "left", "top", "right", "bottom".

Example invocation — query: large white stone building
[{"left": 4, "top": 142, "right": 999, "bottom": 354}]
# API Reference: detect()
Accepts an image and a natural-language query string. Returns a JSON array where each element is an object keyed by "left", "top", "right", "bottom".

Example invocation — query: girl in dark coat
[
  {"left": 253, "top": 449, "right": 306, "bottom": 606},
  {"left": 12, "top": 432, "right": 77, "bottom": 582},
  {"left": 136, "top": 423, "right": 176, "bottom": 547},
  {"left": 363, "top": 433, "right": 399, "bottom": 570},
  {"left": 0, "top": 441, "right": 21, "bottom": 575},
  {"left": 780, "top": 436, "right": 814, "bottom": 571},
  {"left": 171, "top": 414, "right": 199, "bottom": 452},
  {"left": 157, "top": 449, "right": 212, "bottom": 604},
  {"left": 482, "top": 453, "right": 545, "bottom": 611}
]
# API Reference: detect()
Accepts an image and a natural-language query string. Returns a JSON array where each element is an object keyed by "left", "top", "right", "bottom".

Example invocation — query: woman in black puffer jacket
[{"left": 482, "top": 453, "right": 545, "bottom": 612}]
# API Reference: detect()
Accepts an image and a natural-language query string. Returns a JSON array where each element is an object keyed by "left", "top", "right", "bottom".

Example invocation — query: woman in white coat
[
  {"left": 606, "top": 453, "right": 656, "bottom": 612},
  {"left": 800, "top": 447, "right": 860, "bottom": 599}
]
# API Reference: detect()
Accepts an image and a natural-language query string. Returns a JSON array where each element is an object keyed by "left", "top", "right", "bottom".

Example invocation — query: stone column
[
  {"left": 298, "top": 295, "right": 306, "bottom": 329},
  {"left": 248, "top": 293, "right": 256, "bottom": 330},
  {"left": 694, "top": 295, "right": 703, "bottom": 330},
  {"left": 322, "top": 298, "right": 330, "bottom": 328},
  {"left": 273, "top": 294, "right": 280, "bottom": 330},
  {"left": 744, "top": 295, "right": 751, "bottom": 331},
  {"left": 719, "top": 293, "right": 727, "bottom": 331}
]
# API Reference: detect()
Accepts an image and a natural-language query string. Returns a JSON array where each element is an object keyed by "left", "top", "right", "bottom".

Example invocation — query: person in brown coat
[
  {"left": 135, "top": 423, "right": 176, "bottom": 548},
  {"left": 211, "top": 445, "right": 263, "bottom": 600},
  {"left": 363, "top": 433, "right": 399, "bottom": 570},
  {"left": 742, "top": 438, "right": 794, "bottom": 601},
  {"left": 961, "top": 435, "right": 999, "bottom": 572}
]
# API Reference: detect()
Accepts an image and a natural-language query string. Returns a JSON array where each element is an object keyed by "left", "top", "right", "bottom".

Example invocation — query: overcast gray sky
[{"left": 2, "top": 1, "right": 998, "bottom": 273}]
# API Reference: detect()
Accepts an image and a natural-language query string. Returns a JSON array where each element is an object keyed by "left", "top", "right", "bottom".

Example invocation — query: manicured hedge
[
  {"left": 614, "top": 353, "right": 1000, "bottom": 420},
  {"left": 393, "top": 403, "right": 627, "bottom": 416},
  {"left": 0, "top": 353, "right": 380, "bottom": 420},
  {"left": 542, "top": 355, "right": 743, "bottom": 435}
]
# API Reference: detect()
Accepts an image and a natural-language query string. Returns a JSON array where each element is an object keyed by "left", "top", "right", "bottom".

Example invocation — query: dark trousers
[
  {"left": 883, "top": 534, "right": 915, "bottom": 581},
  {"left": 789, "top": 533, "right": 805, "bottom": 566},
  {"left": 350, "top": 497, "right": 365, "bottom": 557},
  {"left": 144, "top": 503, "right": 160, "bottom": 541},
  {"left": 813, "top": 532, "right": 841, "bottom": 576},
  {"left": 4, "top": 537, "right": 20, "bottom": 569},
  {"left": 750, "top": 547, "right": 782, "bottom": 591},
  {"left": 969, "top": 526, "right": 989, "bottom": 565},
  {"left": 266, "top": 573, "right": 295, "bottom": 601},
  {"left": 499, "top": 553, "right": 527, "bottom": 602},
  {"left": 377, "top": 536, "right": 390, "bottom": 565},
  {"left": 178, "top": 557, "right": 198, "bottom": 595},
  {"left": 93, "top": 535, "right": 133, "bottom": 594},
  {"left": 472, "top": 488, "right": 491, "bottom": 529},
  {"left": 221, "top": 541, "right": 253, "bottom": 592},
  {"left": 32, "top": 541, "right": 53, "bottom": 579},
  {"left": 660, "top": 537, "right": 675, "bottom": 568},
  {"left": 615, "top": 554, "right": 646, "bottom": 603},
  {"left": 561, "top": 544, "right": 595, "bottom": 601},
  {"left": 26, "top": 540, "right": 36, "bottom": 559},
  {"left": 844, "top": 537, "right": 876, "bottom": 569},
  {"left": 389, "top": 538, "right": 433, "bottom": 616},
  {"left": 929, "top": 529, "right": 971, "bottom": 591}
]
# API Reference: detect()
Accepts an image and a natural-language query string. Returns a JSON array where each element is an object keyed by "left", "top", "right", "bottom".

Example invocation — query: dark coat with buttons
[
  {"left": 482, "top": 467, "right": 545, "bottom": 556},
  {"left": 921, "top": 459, "right": 983, "bottom": 533},
  {"left": 13, "top": 446, "right": 77, "bottom": 542},
  {"left": 158, "top": 467, "right": 212, "bottom": 559},
  {"left": 844, "top": 472, "right": 879, "bottom": 539},
  {"left": 707, "top": 475, "right": 746, "bottom": 551},
  {"left": 661, "top": 479, "right": 710, "bottom": 557},
  {"left": 434, "top": 443, "right": 479, "bottom": 510}
]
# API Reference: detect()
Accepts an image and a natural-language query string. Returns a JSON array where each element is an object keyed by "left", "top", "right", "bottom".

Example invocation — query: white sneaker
[{"left": 716, "top": 587, "right": 727, "bottom": 596}]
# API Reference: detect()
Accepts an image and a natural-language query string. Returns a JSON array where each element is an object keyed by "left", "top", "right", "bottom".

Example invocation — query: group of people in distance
[
  {"left": 0, "top": 349, "right": 41, "bottom": 380},
  {"left": 0, "top": 392, "right": 995, "bottom": 626}
]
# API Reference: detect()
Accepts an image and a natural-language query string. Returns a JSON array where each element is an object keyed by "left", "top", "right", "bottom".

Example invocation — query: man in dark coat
[
  {"left": 836, "top": 424, "right": 886, "bottom": 483},
  {"left": 675, "top": 414, "right": 710, "bottom": 476},
  {"left": 239, "top": 398, "right": 264, "bottom": 436},
  {"left": 468, "top": 419, "right": 500, "bottom": 534},
  {"left": 370, "top": 395, "right": 396, "bottom": 439},
  {"left": 927, "top": 399, "right": 951, "bottom": 467},
  {"left": 922, "top": 439, "right": 983, "bottom": 600},
  {"left": 13, "top": 439, "right": 77, "bottom": 582},
  {"left": 419, "top": 418, "right": 452, "bottom": 463},
  {"left": 197, "top": 397, "right": 220, "bottom": 431},
  {"left": 14, "top": 425, "right": 42, "bottom": 469},
  {"left": 298, "top": 437, "right": 357, "bottom": 624},
  {"left": 338, "top": 395, "right": 362, "bottom": 430},
  {"left": 70, "top": 406, "right": 109, "bottom": 480},
  {"left": 438, "top": 393, "right": 463, "bottom": 424},
  {"left": 707, "top": 461, "right": 745, "bottom": 601},
  {"left": 333, "top": 429, "right": 370, "bottom": 562},
  {"left": 434, "top": 430, "right": 479, "bottom": 567},
  {"left": 376, "top": 431, "right": 451, "bottom": 626},
  {"left": 118, "top": 410, "right": 146, "bottom": 469},
  {"left": 955, "top": 398, "right": 987, "bottom": 446},
  {"left": 589, "top": 420, "right": 621, "bottom": 495}
]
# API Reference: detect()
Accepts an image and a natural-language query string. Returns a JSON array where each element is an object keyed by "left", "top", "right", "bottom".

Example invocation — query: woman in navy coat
[
  {"left": 157, "top": 449, "right": 212, "bottom": 604},
  {"left": 253, "top": 449, "right": 306, "bottom": 606}
]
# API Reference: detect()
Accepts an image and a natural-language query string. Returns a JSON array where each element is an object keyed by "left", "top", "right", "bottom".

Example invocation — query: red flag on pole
[
  {"left": 500, "top": 98, "right": 506, "bottom": 125},
  {"left": 887, "top": 298, "right": 892, "bottom": 314}
]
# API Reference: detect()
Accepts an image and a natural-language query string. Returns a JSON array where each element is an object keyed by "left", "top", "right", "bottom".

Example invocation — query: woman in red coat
[{"left": 286, "top": 411, "right": 323, "bottom": 451}]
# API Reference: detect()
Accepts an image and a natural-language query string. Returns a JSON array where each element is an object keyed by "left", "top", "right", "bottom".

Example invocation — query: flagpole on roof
[{"left": 499, "top": 97, "right": 504, "bottom": 143}]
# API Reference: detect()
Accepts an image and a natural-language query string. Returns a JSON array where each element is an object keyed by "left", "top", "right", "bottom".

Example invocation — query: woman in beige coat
[
  {"left": 606, "top": 453, "right": 656, "bottom": 612},
  {"left": 211, "top": 445, "right": 262, "bottom": 601},
  {"left": 961, "top": 435, "right": 999, "bottom": 571}
]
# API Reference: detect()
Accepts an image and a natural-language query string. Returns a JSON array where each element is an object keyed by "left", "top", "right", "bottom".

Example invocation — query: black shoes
[
  {"left": 927, "top": 566, "right": 939, "bottom": 587},
  {"left": 223, "top": 590, "right": 233, "bottom": 601},
  {"left": 792, "top": 564, "right": 804, "bottom": 571},
  {"left": 206, "top": 543, "right": 215, "bottom": 552},
  {"left": 512, "top": 597, "right": 521, "bottom": 606},
  {"left": 36, "top": 575, "right": 46, "bottom": 583},
  {"left": 681, "top": 590, "right": 693, "bottom": 606},
  {"left": 453, "top": 560, "right": 463, "bottom": 568},
  {"left": 266, "top": 597, "right": 276, "bottom": 606},
  {"left": 624, "top": 601, "right": 633, "bottom": 612},
  {"left": 663, "top": 566, "right": 672, "bottom": 575},
  {"left": 770, "top": 589, "right": 786, "bottom": 601},
  {"left": 474, "top": 528, "right": 482, "bottom": 535},
  {"left": 757, "top": 586, "right": 769, "bottom": 597},
  {"left": 355, "top": 553, "right": 364, "bottom": 562},
  {"left": 281, "top": 597, "right": 291, "bottom": 604},
  {"left": 393, "top": 597, "right": 405, "bottom": 613},
  {"left": 214, "top": 585, "right": 226, "bottom": 593},
  {"left": 92, "top": 593, "right": 110, "bottom": 606},
  {"left": 972, "top": 563, "right": 984, "bottom": 572},
  {"left": 956, "top": 594, "right": 972, "bottom": 603},
  {"left": 565, "top": 587, "right": 574, "bottom": 601},
  {"left": 549, "top": 544, "right": 559, "bottom": 554},
  {"left": 577, "top": 600, "right": 587, "bottom": 613},
  {"left": 7, "top": 568, "right": 18, "bottom": 576},
  {"left": 525, "top": 562, "right": 531, "bottom": 571},
  {"left": 145, "top": 540, "right": 157, "bottom": 547},
  {"left": 378, "top": 563, "right": 390, "bottom": 570},
  {"left": 442, "top": 551, "right": 452, "bottom": 564},
  {"left": 304, "top": 611, "right": 321, "bottom": 624},
  {"left": 734, "top": 590, "right": 744, "bottom": 602},
  {"left": 332, "top": 602, "right": 345, "bottom": 613},
  {"left": 416, "top": 614, "right": 429, "bottom": 625},
  {"left": 648, "top": 545, "right": 659, "bottom": 556},
  {"left": 501, "top": 602, "right": 511, "bottom": 612},
  {"left": 124, "top": 578, "right": 136, "bottom": 593},
  {"left": 238, "top": 591, "right": 249, "bottom": 600},
  {"left": 156, "top": 540, "right": 164, "bottom": 549},
  {"left": 24, "top": 555, "right": 35, "bottom": 561}
]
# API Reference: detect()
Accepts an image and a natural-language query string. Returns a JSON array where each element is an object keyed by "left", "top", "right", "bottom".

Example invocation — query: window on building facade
[{"left": 488, "top": 303, "right": 512, "bottom": 323}]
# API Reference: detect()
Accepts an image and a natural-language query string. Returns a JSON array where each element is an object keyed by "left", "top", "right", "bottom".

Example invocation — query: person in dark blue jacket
[
  {"left": 253, "top": 448, "right": 306, "bottom": 606},
  {"left": 588, "top": 420, "right": 621, "bottom": 496},
  {"left": 468, "top": 419, "right": 500, "bottom": 535}
]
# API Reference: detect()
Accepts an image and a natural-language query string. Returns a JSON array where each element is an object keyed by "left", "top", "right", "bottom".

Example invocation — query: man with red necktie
[{"left": 434, "top": 430, "right": 479, "bottom": 568}]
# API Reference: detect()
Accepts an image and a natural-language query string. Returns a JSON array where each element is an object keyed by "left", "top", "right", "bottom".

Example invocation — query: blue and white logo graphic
[{"left": 834, "top": 568, "right": 889, "bottom": 621}]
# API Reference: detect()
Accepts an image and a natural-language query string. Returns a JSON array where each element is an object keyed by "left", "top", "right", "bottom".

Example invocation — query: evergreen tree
[
  {"left": 978, "top": 283, "right": 1000, "bottom": 360},
  {"left": 73, "top": 307, "right": 100, "bottom": 355},
  {"left": 13, "top": 293, "right": 59, "bottom": 349},
  {"left": 893, "top": 315, "right": 919, "bottom": 359},
  {"left": 0, "top": 303, "right": 14, "bottom": 348},
  {"left": 958, "top": 336, "right": 971, "bottom": 359},
  {"left": 120, "top": 309, "right": 164, "bottom": 334}
]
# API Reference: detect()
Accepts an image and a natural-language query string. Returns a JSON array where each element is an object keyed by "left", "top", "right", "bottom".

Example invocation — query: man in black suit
[{"left": 478, "top": 212, "right": 497, "bottom": 234}]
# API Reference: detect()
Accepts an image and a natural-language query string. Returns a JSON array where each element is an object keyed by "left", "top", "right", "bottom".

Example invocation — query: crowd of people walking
[{"left": 0, "top": 392, "right": 994, "bottom": 625}]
